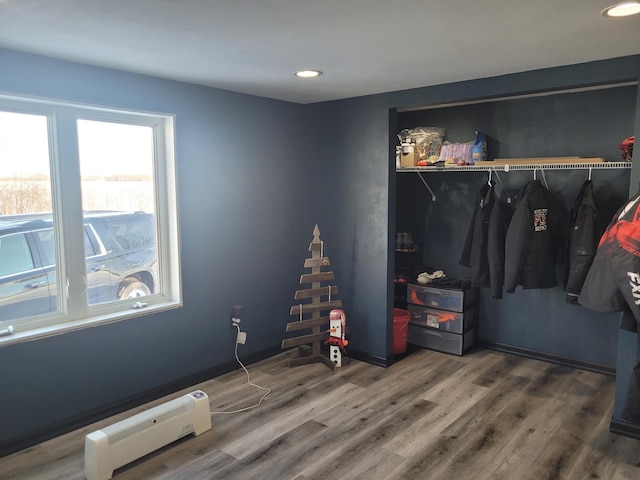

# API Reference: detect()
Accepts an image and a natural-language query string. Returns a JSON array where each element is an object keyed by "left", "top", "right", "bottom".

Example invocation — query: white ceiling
[{"left": 0, "top": 0, "right": 639, "bottom": 104}]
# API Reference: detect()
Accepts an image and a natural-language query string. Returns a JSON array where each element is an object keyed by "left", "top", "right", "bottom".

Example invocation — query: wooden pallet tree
[{"left": 281, "top": 224, "right": 343, "bottom": 371}]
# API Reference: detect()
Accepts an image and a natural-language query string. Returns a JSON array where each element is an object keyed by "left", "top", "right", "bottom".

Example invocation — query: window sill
[{"left": 0, "top": 300, "right": 182, "bottom": 347}]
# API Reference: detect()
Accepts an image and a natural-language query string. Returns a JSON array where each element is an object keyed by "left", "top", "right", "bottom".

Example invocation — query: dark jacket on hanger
[
  {"left": 565, "top": 180, "right": 601, "bottom": 304},
  {"left": 460, "top": 182, "right": 507, "bottom": 299},
  {"left": 505, "top": 180, "right": 562, "bottom": 292}
]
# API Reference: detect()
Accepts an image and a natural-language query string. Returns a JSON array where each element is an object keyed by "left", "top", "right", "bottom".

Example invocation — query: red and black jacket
[{"left": 579, "top": 191, "right": 640, "bottom": 331}]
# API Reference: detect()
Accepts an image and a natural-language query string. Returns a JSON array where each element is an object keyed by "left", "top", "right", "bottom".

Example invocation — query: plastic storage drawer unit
[
  {"left": 407, "top": 284, "right": 467, "bottom": 312},
  {"left": 407, "top": 304, "right": 473, "bottom": 334},
  {"left": 407, "top": 324, "right": 475, "bottom": 356}
]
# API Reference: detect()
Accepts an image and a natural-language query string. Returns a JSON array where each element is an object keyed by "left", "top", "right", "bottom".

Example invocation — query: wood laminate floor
[{"left": 2, "top": 347, "right": 640, "bottom": 480}]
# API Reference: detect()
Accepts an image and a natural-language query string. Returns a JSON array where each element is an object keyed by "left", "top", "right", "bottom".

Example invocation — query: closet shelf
[{"left": 397, "top": 161, "right": 631, "bottom": 173}]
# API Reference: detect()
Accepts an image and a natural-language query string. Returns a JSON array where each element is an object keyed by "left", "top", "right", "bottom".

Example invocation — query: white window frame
[{"left": 0, "top": 94, "right": 181, "bottom": 346}]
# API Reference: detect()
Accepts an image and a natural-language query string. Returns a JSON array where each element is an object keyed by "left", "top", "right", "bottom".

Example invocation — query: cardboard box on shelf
[{"left": 398, "top": 146, "right": 419, "bottom": 168}]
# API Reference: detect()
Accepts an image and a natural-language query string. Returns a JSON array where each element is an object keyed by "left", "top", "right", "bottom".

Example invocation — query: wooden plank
[
  {"left": 304, "top": 257, "right": 331, "bottom": 268},
  {"left": 494, "top": 156, "right": 581, "bottom": 162},
  {"left": 312, "top": 325, "right": 321, "bottom": 356},
  {"left": 281, "top": 331, "right": 329, "bottom": 349},
  {"left": 296, "top": 345, "right": 312, "bottom": 358},
  {"left": 287, "top": 354, "right": 336, "bottom": 372},
  {"left": 8, "top": 348, "right": 640, "bottom": 480},
  {"left": 290, "top": 300, "right": 343, "bottom": 315},
  {"left": 295, "top": 286, "right": 339, "bottom": 300},
  {"left": 288, "top": 355, "right": 327, "bottom": 368},
  {"left": 476, "top": 157, "right": 605, "bottom": 166},
  {"left": 300, "top": 272, "right": 334, "bottom": 284},
  {"left": 286, "top": 316, "right": 330, "bottom": 332},
  {"left": 319, "top": 355, "right": 338, "bottom": 371},
  {"left": 208, "top": 420, "right": 327, "bottom": 479},
  {"left": 308, "top": 242, "right": 323, "bottom": 252}
]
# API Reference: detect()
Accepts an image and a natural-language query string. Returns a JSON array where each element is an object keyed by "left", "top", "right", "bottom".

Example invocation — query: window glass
[
  {"left": 0, "top": 96, "right": 179, "bottom": 343},
  {"left": 0, "top": 111, "right": 55, "bottom": 322},
  {"left": 0, "top": 233, "right": 34, "bottom": 277},
  {"left": 77, "top": 120, "right": 158, "bottom": 306},
  {"left": 0, "top": 111, "right": 52, "bottom": 215},
  {"left": 83, "top": 227, "right": 97, "bottom": 257},
  {"left": 34, "top": 229, "right": 55, "bottom": 266},
  {"left": 77, "top": 120, "right": 155, "bottom": 213},
  {"left": 101, "top": 216, "right": 155, "bottom": 249}
]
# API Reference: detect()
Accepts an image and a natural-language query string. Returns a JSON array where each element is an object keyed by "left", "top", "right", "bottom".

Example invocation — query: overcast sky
[{"left": 0, "top": 111, "right": 153, "bottom": 178}]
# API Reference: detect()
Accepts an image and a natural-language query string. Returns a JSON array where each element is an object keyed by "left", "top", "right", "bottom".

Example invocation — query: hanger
[
  {"left": 532, "top": 167, "right": 549, "bottom": 189},
  {"left": 588, "top": 166, "right": 592, "bottom": 181},
  {"left": 540, "top": 168, "right": 549, "bottom": 189},
  {"left": 487, "top": 169, "right": 492, "bottom": 186},
  {"left": 492, "top": 168, "right": 512, "bottom": 203}
]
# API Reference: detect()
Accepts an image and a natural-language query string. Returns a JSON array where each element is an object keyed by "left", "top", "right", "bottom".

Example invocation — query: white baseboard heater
[{"left": 84, "top": 390, "right": 212, "bottom": 480}]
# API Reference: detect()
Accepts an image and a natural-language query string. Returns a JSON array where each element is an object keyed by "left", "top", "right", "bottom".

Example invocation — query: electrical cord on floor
[{"left": 210, "top": 323, "right": 271, "bottom": 415}]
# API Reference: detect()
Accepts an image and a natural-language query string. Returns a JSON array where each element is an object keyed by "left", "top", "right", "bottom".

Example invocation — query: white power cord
[{"left": 210, "top": 323, "right": 271, "bottom": 415}]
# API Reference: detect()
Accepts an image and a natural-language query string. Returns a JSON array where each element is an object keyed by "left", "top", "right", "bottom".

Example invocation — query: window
[
  {"left": 0, "top": 94, "right": 180, "bottom": 344},
  {"left": 0, "top": 234, "right": 35, "bottom": 277}
]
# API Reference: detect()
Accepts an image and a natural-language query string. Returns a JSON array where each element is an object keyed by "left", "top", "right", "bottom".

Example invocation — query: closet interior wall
[{"left": 395, "top": 84, "right": 637, "bottom": 371}]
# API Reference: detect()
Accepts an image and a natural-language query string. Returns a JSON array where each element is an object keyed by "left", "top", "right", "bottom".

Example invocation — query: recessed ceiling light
[
  {"left": 602, "top": 1, "right": 640, "bottom": 17},
  {"left": 295, "top": 70, "right": 323, "bottom": 78}
]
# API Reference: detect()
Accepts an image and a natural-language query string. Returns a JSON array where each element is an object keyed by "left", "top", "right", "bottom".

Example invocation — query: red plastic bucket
[{"left": 392, "top": 308, "right": 410, "bottom": 354}]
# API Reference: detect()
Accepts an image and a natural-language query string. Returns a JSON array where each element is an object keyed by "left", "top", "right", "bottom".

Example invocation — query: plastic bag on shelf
[
  {"left": 472, "top": 131, "right": 487, "bottom": 164},
  {"left": 439, "top": 141, "right": 473, "bottom": 165},
  {"left": 397, "top": 127, "right": 446, "bottom": 164},
  {"left": 439, "top": 131, "right": 487, "bottom": 165}
]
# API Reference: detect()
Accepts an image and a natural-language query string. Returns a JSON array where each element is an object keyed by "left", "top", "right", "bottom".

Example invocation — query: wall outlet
[{"left": 237, "top": 331, "right": 247, "bottom": 344}]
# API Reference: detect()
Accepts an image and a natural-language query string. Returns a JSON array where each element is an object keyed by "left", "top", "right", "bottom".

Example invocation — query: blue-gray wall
[
  {"left": 301, "top": 98, "right": 395, "bottom": 360},
  {"left": 1, "top": 48, "right": 640, "bottom": 454},
  {"left": 0, "top": 48, "right": 311, "bottom": 454}
]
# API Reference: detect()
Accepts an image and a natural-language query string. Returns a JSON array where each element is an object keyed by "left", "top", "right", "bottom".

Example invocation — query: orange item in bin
[{"left": 439, "top": 313, "right": 456, "bottom": 323}]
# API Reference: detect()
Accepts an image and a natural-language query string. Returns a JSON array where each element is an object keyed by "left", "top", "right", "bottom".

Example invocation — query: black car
[{"left": 0, "top": 211, "right": 157, "bottom": 321}]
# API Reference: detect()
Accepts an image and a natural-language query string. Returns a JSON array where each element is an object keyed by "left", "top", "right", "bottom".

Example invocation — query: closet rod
[{"left": 398, "top": 162, "right": 631, "bottom": 173}]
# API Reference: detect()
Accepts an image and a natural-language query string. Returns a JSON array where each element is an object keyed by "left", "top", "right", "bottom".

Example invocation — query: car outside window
[
  {"left": 0, "top": 233, "right": 34, "bottom": 277},
  {"left": 33, "top": 229, "right": 55, "bottom": 266}
]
